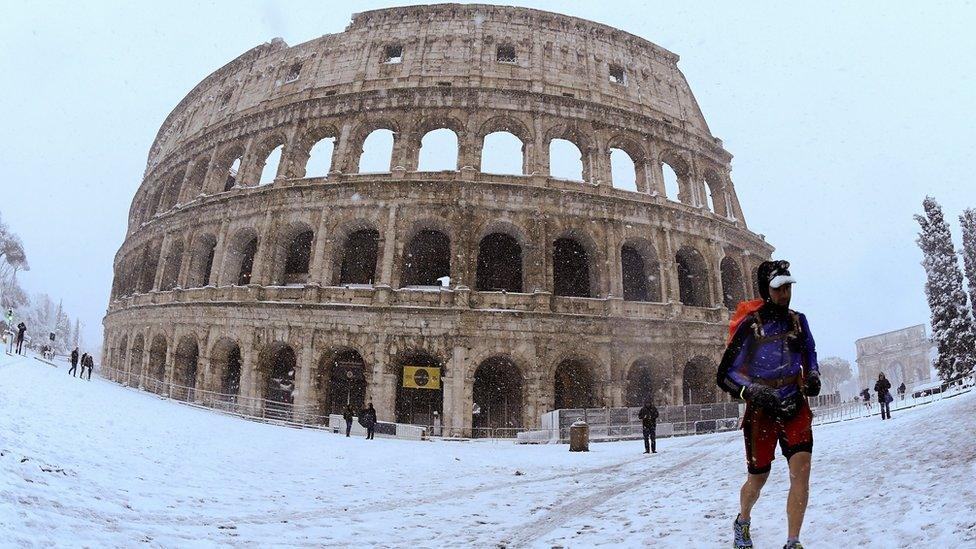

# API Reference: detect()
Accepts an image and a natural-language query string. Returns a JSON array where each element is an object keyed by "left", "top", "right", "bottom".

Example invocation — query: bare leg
[
  {"left": 739, "top": 471, "right": 769, "bottom": 520},
  {"left": 786, "top": 451, "right": 812, "bottom": 538}
]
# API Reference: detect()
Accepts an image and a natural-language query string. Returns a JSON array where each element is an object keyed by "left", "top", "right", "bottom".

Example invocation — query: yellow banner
[{"left": 403, "top": 366, "right": 441, "bottom": 390}]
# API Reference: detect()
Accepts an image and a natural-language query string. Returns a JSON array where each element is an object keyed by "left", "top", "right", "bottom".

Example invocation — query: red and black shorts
[{"left": 742, "top": 399, "right": 813, "bottom": 475}]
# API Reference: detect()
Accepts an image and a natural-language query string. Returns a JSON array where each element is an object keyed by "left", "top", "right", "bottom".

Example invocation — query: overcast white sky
[{"left": 1, "top": 1, "right": 974, "bottom": 367}]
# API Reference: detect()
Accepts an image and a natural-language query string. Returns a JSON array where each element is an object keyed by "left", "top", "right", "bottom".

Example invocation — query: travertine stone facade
[
  {"left": 856, "top": 325, "right": 934, "bottom": 390},
  {"left": 103, "top": 4, "right": 773, "bottom": 433}
]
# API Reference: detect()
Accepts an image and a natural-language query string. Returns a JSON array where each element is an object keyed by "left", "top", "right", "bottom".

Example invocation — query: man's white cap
[{"left": 769, "top": 274, "right": 797, "bottom": 289}]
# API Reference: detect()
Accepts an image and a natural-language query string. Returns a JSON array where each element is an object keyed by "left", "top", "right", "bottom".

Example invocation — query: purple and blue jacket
[{"left": 717, "top": 304, "right": 819, "bottom": 401}]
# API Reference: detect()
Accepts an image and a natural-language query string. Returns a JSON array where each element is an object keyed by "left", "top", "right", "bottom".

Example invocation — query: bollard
[{"left": 569, "top": 418, "right": 589, "bottom": 452}]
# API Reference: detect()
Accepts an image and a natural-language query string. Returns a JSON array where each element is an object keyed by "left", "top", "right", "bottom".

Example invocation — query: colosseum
[{"left": 102, "top": 4, "right": 773, "bottom": 435}]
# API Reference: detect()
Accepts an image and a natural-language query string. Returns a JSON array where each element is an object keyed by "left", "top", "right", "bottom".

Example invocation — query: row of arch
[
  {"left": 133, "top": 113, "right": 742, "bottom": 230},
  {"left": 106, "top": 330, "right": 720, "bottom": 429},
  {"left": 114, "top": 218, "right": 753, "bottom": 311}
]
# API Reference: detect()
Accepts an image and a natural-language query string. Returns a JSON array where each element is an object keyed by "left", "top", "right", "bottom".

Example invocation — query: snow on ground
[{"left": 1, "top": 352, "right": 974, "bottom": 548}]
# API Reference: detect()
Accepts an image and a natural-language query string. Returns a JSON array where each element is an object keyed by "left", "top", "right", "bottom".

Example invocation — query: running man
[{"left": 717, "top": 260, "right": 821, "bottom": 549}]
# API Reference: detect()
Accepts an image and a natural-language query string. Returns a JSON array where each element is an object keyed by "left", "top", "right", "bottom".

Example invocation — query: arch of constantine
[{"left": 102, "top": 4, "right": 773, "bottom": 433}]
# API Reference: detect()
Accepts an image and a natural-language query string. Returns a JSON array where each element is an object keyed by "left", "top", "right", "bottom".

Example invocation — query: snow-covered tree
[
  {"left": 818, "top": 356, "right": 853, "bottom": 395},
  {"left": 915, "top": 197, "right": 976, "bottom": 379},
  {"left": 961, "top": 208, "right": 976, "bottom": 315}
]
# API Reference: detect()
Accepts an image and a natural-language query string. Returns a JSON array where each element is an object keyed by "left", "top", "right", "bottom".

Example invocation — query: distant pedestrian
[
  {"left": 69, "top": 348, "right": 80, "bottom": 377},
  {"left": 897, "top": 382, "right": 906, "bottom": 401},
  {"left": 638, "top": 400, "right": 659, "bottom": 454},
  {"left": 875, "top": 373, "right": 892, "bottom": 420},
  {"left": 16, "top": 322, "right": 27, "bottom": 355},
  {"left": 860, "top": 388, "right": 871, "bottom": 410},
  {"left": 84, "top": 353, "right": 94, "bottom": 380},
  {"left": 343, "top": 404, "right": 354, "bottom": 437},
  {"left": 361, "top": 403, "right": 377, "bottom": 440}
]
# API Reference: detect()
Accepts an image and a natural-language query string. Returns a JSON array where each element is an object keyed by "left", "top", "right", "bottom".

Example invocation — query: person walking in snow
[
  {"left": 343, "top": 404, "right": 354, "bottom": 437},
  {"left": 637, "top": 400, "right": 659, "bottom": 454},
  {"left": 361, "top": 403, "right": 377, "bottom": 440},
  {"left": 860, "top": 388, "right": 871, "bottom": 410},
  {"left": 83, "top": 353, "right": 94, "bottom": 380},
  {"left": 16, "top": 321, "right": 27, "bottom": 355},
  {"left": 875, "top": 373, "right": 892, "bottom": 420},
  {"left": 717, "top": 260, "right": 820, "bottom": 549},
  {"left": 897, "top": 382, "right": 906, "bottom": 401},
  {"left": 68, "top": 348, "right": 80, "bottom": 377}
]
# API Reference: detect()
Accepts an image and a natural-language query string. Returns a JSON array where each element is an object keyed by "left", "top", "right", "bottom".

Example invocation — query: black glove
[
  {"left": 743, "top": 384, "right": 780, "bottom": 412},
  {"left": 803, "top": 372, "right": 822, "bottom": 397}
]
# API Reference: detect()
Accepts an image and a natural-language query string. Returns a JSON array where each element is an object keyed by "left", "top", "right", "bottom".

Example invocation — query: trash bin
[{"left": 569, "top": 418, "right": 589, "bottom": 452}]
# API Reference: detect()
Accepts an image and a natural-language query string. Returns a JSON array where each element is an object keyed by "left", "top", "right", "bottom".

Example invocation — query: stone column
[
  {"left": 606, "top": 222, "right": 623, "bottom": 298},
  {"left": 176, "top": 228, "right": 195, "bottom": 289},
  {"left": 210, "top": 220, "right": 232, "bottom": 287},
  {"left": 457, "top": 130, "right": 479, "bottom": 171},
  {"left": 201, "top": 148, "right": 222, "bottom": 195},
  {"left": 310, "top": 214, "right": 332, "bottom": 286},
  {"left": 251, "top": 211, "right": 277, "bottom": 286},
  {"left": 152, "top": 235, "right": 172, "bottom": 291},
  {"left": 662, "top": 229, "right": 679, "bottom": 303},
  {"left": 378, "top": 205, "right": 399, "bottom": 286},
  {"left": 331, "top": 120, "right": 355, "bottom": 174},
  {"left": 293, "top": 330, "right": 315, "bottom": 412}
]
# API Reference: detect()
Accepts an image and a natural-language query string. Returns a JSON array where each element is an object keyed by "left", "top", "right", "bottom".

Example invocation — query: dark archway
[
  {"left": 476, "top": 233, "right": 523, "bottom": 292},
  {"left": 682, "top": 357, "right": 717, "bottom": 404},
  {"left": 188, "top": 234, "right": 217, "bottom": 288},
  {"left": 283, "top": 229, "right": 314, "bottom": 284},
  {"left": 676, "top": 247, "right": 710, "bottom": 307},
  {"left": 472, "top": 356, "right": 523, "bottom": 433},
  {"left": 401, "top": 230, "right": 450, "bottom": 286},
  {"left": 338, "top": 229, "right": 379, "bottom": 285},
  {"left": 554, "top": 359, "right": 596, "bottom": 409},
  {"left": 174, "top": 337, "right": 199, "bottom": 400},
  {"left": 261, "top": 344, "right": 297, "bottom": 421},
  {"left": 394, "top": 352, "right": 443, "bottom": 426},
  {"left": 621, "top": 245, "right": 649, "bottom": 301},
  {"left": 237, "top": 236, "right": 258, "bottom": 285},
  {"left": 212, "top": 338, "right": 242, "bottom": 398},
  {"left": 128, "top": 335, "right": 144, "bottom": 388},
  {"left": 148, "top": 334, "right": 168, "bottom": 388},
  {"left": 553, "top": 238, "right": 591, "bottom": 297},
  {"left": 321, "top": 349, "right": 368, "bottom": 415},
  {"left": 159, "top": 240, "right": 184, "bottom": 291},
  {"left": 721, "top": 257, "right": 745, "bottom": 311}
]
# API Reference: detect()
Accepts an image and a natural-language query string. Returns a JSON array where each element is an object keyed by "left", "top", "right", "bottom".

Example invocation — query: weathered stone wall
[
  {"left": 103, "top": 4, "right": 774, "bottom": 432},
  {"left": 856, "top": 325, "right": 934, "bottom": 390}
]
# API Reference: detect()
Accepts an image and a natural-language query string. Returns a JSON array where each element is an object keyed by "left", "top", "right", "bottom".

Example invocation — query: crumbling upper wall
[{"left": 145, "top": 4, "right": 717, "bottom": 175}]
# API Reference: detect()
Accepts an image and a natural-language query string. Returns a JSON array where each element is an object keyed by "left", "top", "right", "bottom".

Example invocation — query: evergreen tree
[
  {"left": 961, "top": 208, "right": 976, "bottom": 315},
  {"left": 915, "top": 197, "right": 976, "bottom": 379}
]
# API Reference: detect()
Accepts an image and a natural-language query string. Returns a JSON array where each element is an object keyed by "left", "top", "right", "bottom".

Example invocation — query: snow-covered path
[{"left": 1, "top": 352, "right": 974, "bottom": 547}]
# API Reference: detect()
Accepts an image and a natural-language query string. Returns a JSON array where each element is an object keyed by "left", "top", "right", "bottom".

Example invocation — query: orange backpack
[{"left": 727, "top": 299, "right": 764, "bottom": 345}]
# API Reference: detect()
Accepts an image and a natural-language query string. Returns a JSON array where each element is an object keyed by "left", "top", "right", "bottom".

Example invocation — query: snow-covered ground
[{"left": 2, "top": 352, "right": 974, "bottom": 548}]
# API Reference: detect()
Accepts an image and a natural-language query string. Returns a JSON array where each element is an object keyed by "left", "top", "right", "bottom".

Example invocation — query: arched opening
[
  {"left": 159, "top": 239, "right": 184, "bottom": 291},
  {"left": 676, "top": 246, "right": 710, "bottom": 307},
  {"left": 159, "top": 172, "right": 183, "bottom": 213},
  {"left": 472, "top": 356, "right": 523, "bottom": 433},
  {"left": 621, "top": 245, "right": 649, "bottom": 302},
  {"left": 549, "top": 139, "right": 583, "bottom": 181},
  {"left": 212, "top": 338, "right": 242, "bottom": 399},
  {"left": 480, "top": 131, "right": 523, "bottom": 175},
  {"left": 221, "top": 155, "right": 243, "bottom": 192},
  {"left": 305, "top": 137, "right": 335, "bottom": 177},
  {"left": 182, "top": 159, "right": 208, "bottom": 199},
  {"left": 337, "top": 228, "right": 379, "bottom": 285},
  {"left": 128, "top": 335, "right": 144, "bottom": 388},
  {"left": 187, "top": 234, "right": 217, "bottom": 288},
  {"left": 221, "top": 229, "right": 258, "bottom": 286},
  {"left": 237, "top": 236, "right": 258, "bottom": 285},
  {"left": 720, "top": 256, "right": 745, "bottom": 311},
  {"left": 394, "top": 351, "right": 443, "bottom": 426},
  {"left": 610, "top": 148, "right": 637, "bottom": 191},
  {"left": 401, "top": 229, "right": 450, "bottom": 287},
  {"left": 662, "top": 162, "right": 680, "bottom": 202},
  {"left": 358, "top": 129, "right": 394, "bottom": 173},
  {"left": 138, "top": 242, "right": 161, "bottom": 293},
  {"left": 554, "top": 358, "right": 596, "bottom": 409},
  {"left": 115, "top": 335, "right": 128, "bottom": 374},
  {"left": 148, "top": 334, "right": 167, "bottom": 387},
  {"left": 261, "top": 344, "right": 297, "bottom": 420},
  {"left": 258, "top": 144, "right": 283, "bottom": 185},
  {"left": 476, "top": 233, "right": 523, "bottom": 292},
  {"left": 174, "top": 336, "right": 199, "bottom": 399},
  {"left": 703, "top": 178, "right": 716, "bottom": 212},
  {"left": 553, "top": 237, "right": 591, "bottom": 297},
  {"left": 682, "top": 357, "right": 717, "bottom": 404},
  {"left": 320, "top": 349, "right": 367, "bottom": 416},
  {"left": 625, "top": 360, "right": 664, "bottom": 407},
  {"left": 282, "top": 229, "right": 314, "bottom": 285},
  {"left": 417, "top": 128, "right": 459, "bottom": 171}
]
